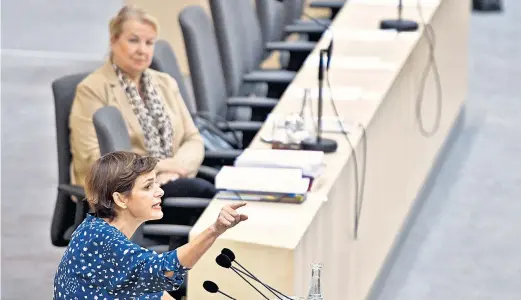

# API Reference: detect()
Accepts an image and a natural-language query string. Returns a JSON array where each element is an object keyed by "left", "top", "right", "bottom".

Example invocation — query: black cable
[
  {"left": 192, "top": 111, "right": 243, "bottom": 148},
  {"left": 415, "top": 0, "right": 443, "bottom": 138},
  {"left": 357, "top": 124, "right": 367, "bottom": 236},
  {"left": 302, "top": 11, "right": 330, "bottom": 29},
  {"left": 325, "top": 73, "right": 367, "bottom": 240}
]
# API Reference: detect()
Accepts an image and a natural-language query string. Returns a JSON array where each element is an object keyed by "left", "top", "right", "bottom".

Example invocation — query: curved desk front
[{"left": 188, "top": 0, "right": 470, "bottom": 299}]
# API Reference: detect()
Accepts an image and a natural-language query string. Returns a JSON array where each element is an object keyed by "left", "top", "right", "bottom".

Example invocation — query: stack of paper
[
  {"left": 233, "top": 149, "right": 325, "bottom": 178},
  {"left": 215, "top": 166, "right": 310, "bottom": 195}
]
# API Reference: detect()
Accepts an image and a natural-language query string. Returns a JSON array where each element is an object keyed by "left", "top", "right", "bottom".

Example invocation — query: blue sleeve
[
  {"left": 72, "top": 224, "right": 190, "bottom": 298},
  {"left": 109, "top": 239, "right": 190, "bottom": 293}
]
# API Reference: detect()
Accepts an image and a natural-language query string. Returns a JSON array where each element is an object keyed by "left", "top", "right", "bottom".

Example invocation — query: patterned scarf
[{"left": 113, "top": 64, "right": 174, "bottom": 159}]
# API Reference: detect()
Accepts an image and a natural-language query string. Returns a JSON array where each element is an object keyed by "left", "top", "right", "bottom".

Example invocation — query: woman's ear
[
  {"left": 110, "top": 35, "right": 119, "bottom": 48},
  {"left": 113, "top": 192, "right": 128, "bottom": 209}
]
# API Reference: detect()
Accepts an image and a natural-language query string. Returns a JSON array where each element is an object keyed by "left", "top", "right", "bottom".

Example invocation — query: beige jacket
[{"left": 69, "top": 61, "right": 204, "bottom": 187}]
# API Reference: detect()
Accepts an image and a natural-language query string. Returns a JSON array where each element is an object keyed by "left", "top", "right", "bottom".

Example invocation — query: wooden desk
[{"left": 188, "top": 0, "right": 470, "bottom": 299}]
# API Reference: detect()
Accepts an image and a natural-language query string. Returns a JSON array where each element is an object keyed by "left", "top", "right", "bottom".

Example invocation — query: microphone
[
  {"left": 301, "top": 49, "right": 338, "bottom": 153},
  {"left": 221, "top": 248, "right": 236, "bottom": 261},
  {"left": 275, "top": 0, "right": 337, "bottom": 153},
  {"left": 216, "top": 254, "right": 272, "bottom": 300},
  {"left": 379, "top": 0, "right": 418, "bottom": 32},
  {"left": 203, "top": 280, "right": 237, "bottom": 300},
  {"left": 219, "top": 249, "right": 292, "bottom": 300}
]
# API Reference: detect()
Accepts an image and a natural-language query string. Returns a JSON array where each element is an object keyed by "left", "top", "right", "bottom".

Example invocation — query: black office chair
[
  {"left": 256, "top": 0, "right": 326, "bottom": 68},
  {"left": 150, "top": 39, "right": 244, "bottom": 166},
  {"left": 49, "top": 72, "right": 221, "bottom": 248},
  {"left": 179, "top": 7, "right": 277, "bottom": 126},
  {"left": 282, "top": 0, "right": 331, "bottom": 42},
  {"left": 309, "top": 0, "right": 346, "bottom": 19},
  {"left": 50, "top": 72, "right": 92, "bottom": 247},
  {"left": 150, "top": 40, "right": 198, "bottom": 114},
  {"left": 209, "top": 0, "right": 313, "bottom": 95}
]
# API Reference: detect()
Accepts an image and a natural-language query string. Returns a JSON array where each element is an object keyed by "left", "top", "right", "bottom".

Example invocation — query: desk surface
[
  {"left": 191, "top": 1, "right": 437, "bottom": 249},
  {"left": 188, "top": 0, "right": 469, "bottom": 299}
]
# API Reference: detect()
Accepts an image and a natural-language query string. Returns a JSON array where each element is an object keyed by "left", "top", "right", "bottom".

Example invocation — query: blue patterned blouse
[{"left": 53, "top": 214, "right": 189, "bottom": 299}]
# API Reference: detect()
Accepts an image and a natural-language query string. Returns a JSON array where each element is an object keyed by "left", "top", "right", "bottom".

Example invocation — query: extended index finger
[{"left": 229, "top": 202, "right": 247, "bottom": 210}]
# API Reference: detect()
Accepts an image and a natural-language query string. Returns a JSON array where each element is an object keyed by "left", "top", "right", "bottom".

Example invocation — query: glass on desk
[
  {"left": 299, "top": 88, "right": 316, "bottom": 138},
  {"left": 271, "top": 116, "right": 288, "bottom": 145},
  {"left": 271, "top": 116, "right": 301, "bottom": 150}
]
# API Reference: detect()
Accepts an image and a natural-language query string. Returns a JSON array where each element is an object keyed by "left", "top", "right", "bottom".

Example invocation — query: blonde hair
[{"left": 109, "top": 5, "right": 159, "bottom": 41}]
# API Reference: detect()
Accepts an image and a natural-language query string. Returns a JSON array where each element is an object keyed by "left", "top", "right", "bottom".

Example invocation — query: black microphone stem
[
  {"left": 233, "top": 260, "right": 255, "bottom": 278},
  {"left": 218, "top": 290, "right": 237, "bottom": 300},
  {"left": 232, "top": 266, "right": 290, "bottom": 300},
  {"left": 398, "top": 0, "right": 403, "bottom": 21},
  {"left": 231, "top": 268, "right": 270, "bottom": 300},
  {"left": 300, "top": 11, "right": 333, "bottom": 71},
  {"left": 317, "top": 49, "right": 326, "bottom": 142},
  {"left": 280, "top": 3, "right": 332, "bottom": 71}
]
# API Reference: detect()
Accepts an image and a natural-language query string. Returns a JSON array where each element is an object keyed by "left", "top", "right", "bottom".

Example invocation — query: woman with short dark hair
[{"left": 53, "top": 151, "right": 248, "bottom": 299}]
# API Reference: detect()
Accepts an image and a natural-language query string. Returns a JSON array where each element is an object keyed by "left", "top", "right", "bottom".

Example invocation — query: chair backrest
[
  {"left": 93, "top": 106, "right": 132, "bottom": 154},
  {"left": 237, "top": 0, "right": 266, "bottom": 68},
  {"left": 285, "top": 0, "right": 305, "bottom": 25},
  {"left": 179, "top": 6, "right": 229, "bottom": 122},
  {"left": 50, "top": 72, "right": 90, "bottom": 247},
  {"left": 256, "top": 0, "right": 286, "bottom": 45},
  {"left": 209, "top": 0, "right": 253, "bottom": 96},
  {"left": 52, "top": 72, "right": 91, "bottom": 185},
  {"left": 150, "top": 39, "right": 197, "bottom": 114}
]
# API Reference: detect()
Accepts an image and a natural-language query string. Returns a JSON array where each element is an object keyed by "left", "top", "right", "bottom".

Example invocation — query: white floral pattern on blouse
[{"left": 53, "top": 214, "right": 188, "bottom": 299}]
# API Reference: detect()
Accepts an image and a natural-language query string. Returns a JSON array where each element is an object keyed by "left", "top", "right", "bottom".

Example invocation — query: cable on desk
[
  {"left": 326, "top": 73, "right": 367, "bottom": 240},
  {"left": 192, "top": 111, "right": 243, "bottom": 149},
  {"left": 356, "top": 124, "right": 367, "bottom": 239},
  {"left": 302, "top": 11, "right": 331, "bottom": 28},
  {"left": 415, "top": 0, "right": 443, "bottom": 138}
]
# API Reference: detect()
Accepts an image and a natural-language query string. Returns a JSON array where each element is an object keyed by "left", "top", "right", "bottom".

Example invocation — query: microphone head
[
  {"left": 203, "top": 280, "right": 219, "bottom": 293},
  {"left": 216, "top": 253, "right": 232, "bottom": 268},
  {"left": 221, "top": 248, "right": 236, "bottom": 261},
  {"left": 326, "top": 41, "right": 334, "bottom": 70}
]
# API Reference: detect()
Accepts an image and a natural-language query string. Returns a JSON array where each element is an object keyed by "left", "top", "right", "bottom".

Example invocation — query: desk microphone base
[
  {"left": 380, "top": 19, "right": 419, "bottom": 32},
  {"left": 302, "top": 137, "right": 338, "bottom": 153}
]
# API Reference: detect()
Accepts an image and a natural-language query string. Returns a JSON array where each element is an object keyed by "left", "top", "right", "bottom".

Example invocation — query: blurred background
[{"left": 2, "top": 0, "right": 520, "bottom": 299}]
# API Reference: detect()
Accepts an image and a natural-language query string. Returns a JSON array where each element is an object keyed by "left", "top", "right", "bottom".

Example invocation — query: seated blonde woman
[{"left": 69, "top": 6, "right": 216, "bottom": 203}]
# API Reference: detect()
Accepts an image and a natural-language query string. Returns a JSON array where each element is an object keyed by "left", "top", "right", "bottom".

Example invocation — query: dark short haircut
[{"left": 85, "top": 151, "right": 158, "bottom": 220}]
